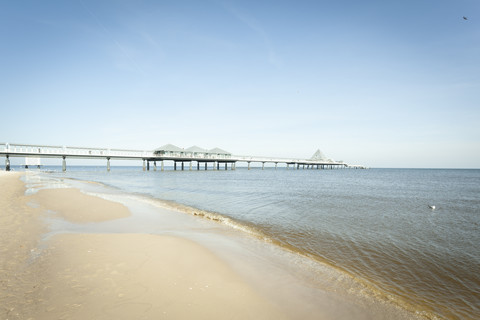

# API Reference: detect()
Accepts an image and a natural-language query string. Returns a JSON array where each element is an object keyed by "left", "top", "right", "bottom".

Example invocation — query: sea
[{"left": 18, "top": 166, "right": 480, "bottom": 319}]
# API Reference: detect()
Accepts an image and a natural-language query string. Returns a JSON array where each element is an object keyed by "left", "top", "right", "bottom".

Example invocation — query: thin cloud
[
  {"left": 221, "top": 2, "right": 283, "bottom": 67},
  {"left": 78, "top": 0, "right": 145, "bottom": 75}
]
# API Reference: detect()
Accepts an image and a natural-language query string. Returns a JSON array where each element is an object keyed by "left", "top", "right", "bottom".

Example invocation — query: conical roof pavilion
[{"left": 310, "top": 149, "right": 328, "bottom": 161}]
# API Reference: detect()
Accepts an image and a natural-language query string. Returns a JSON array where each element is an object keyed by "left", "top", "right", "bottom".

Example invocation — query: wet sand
[
  {"left": 32, "top": 188, "right": 130, "bottom": 222},
  {"left": 0, "top": 172, "right": 286, "bottom": 320}
]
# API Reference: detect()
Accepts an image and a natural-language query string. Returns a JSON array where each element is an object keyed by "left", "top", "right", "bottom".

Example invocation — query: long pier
[{"left": 1, "top": 143, "right": 365, "bottom": 171}]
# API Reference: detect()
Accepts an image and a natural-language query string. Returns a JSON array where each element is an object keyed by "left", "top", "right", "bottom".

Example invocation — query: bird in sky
[{"left": 463, "top": 16, "right": 468, "bottom": 20}]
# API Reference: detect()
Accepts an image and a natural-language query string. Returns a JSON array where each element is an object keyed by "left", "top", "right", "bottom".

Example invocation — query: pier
[{"left": 1, "top": 143, "right": 365, "bottom": 172}]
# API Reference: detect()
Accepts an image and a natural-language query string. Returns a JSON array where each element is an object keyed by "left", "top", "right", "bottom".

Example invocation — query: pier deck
[{"left": 1, "top": 143, "right": 363, "bottom": 171}]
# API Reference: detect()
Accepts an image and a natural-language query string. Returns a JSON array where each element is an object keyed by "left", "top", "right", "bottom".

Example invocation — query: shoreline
[
  {"left": 1, "top": 172, "right": 287, "bottom": 319},
  {"left": 1, "top": 171, "right": 422, "bottom": 319}
]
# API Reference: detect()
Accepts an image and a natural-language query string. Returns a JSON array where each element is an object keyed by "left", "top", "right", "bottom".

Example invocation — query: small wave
[{"left": 121, "top": 194, "right": 275, "bottom": 242}]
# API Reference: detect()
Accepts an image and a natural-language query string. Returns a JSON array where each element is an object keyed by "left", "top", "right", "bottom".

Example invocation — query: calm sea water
[{"left": 30, "top": 166, "right": 480, "bottom": 319}]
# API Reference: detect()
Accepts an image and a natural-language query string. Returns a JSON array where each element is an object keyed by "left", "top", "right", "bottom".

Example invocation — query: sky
[{"left": 1, "top": 0, "right": 479, "bottom": 168}]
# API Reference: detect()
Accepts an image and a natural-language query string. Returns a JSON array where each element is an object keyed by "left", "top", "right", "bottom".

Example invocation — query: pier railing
[{"left": 0, "top": 143, "right": 153, "bottom": 159}]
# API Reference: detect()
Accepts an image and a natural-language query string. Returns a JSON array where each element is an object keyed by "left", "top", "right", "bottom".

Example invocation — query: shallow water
[{"left": 24, "top": 166, "right": 480, "bottom": 319}]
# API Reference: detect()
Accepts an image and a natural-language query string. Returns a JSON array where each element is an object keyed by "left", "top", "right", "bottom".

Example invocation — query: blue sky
[{"left": 1, "top": 0, "right": 479, "bottom": 168}]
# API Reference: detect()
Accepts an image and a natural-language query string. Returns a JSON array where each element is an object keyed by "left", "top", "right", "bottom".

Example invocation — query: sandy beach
[
  {"left": 0, "top": 172, "right": 45, "bottom": 319},
  {"left": 0, "top": 172, "right": 286, "bottom": 320}
]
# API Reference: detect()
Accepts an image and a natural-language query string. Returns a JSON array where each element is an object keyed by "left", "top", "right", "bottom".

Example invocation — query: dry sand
[
  {"left": 0, "top": 172, "right": 45, "bottom": 319},
  {"left": 0, "top": 172, "right": 287, "bottom": 320}
]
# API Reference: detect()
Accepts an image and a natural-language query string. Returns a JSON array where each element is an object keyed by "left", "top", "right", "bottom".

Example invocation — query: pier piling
[{"left": 5, "top": 155, "right": 10, "bottom": 171}]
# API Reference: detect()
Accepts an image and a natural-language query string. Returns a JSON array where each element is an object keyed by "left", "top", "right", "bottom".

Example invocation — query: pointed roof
[
  {"left": 186, "top": 145, "right": 208, "bottom": 153},
  {"left": 310, "top": 149, "right": 328, "bottom": 161},
  {"left": 209, "top": 147, "right": 231, "bottom": 155},
  {"left": 155, "top": 144, "right": 184, "bottom": 152}
]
